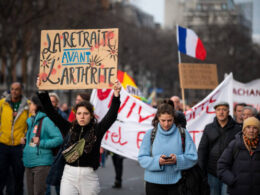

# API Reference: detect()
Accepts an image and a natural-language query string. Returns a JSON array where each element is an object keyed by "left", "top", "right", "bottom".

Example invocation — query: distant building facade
[
  {"left": 164, "top": 0, "right": 259, "bottom": 43},
  {"left": 165, "top": 0, "right": 242, "bottom": 28}
]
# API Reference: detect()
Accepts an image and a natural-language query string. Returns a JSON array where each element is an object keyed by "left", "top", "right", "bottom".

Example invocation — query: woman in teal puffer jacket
[{"left": 21, "top": 95, "right": 63, "bottom": 195}]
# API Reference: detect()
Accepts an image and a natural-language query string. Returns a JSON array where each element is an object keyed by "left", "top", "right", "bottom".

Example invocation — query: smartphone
[{"left": 162, "top": 156, "right": 172, "bottom": 160}]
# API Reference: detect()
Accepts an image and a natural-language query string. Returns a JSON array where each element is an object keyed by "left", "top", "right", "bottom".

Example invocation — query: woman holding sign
[
  {"left": 36, "top": 79, "right": 121, "bottom": 195},
  {"left": 138, "top": 100, "right": 198, "bottom": 195}
]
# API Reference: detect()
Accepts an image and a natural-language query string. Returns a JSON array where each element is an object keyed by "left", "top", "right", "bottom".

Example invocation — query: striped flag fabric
[{"left": 177, "top": 25, "right": 207, "bottom": 60}]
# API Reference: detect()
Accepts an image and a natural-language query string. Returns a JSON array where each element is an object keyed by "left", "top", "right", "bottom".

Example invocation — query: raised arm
[
  {"left": 96, "top": 80, "right": 121, "bottom": 138},
  {"left": 36, "top": 78, "right": 71, "bottom": 136}
]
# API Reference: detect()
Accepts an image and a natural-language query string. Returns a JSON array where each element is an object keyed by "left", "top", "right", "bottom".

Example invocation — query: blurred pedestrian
[
  {"left": 21, "top": 95, "right": 63, "bottom": 195},
  {"left": 138, "top": 100, "right": 197, "bottom": 195},
  {"left": 170, "top": 96, "right": 182, "bottom": 111},
  {"left": 49, "top": 93, "right": 68, "bottom": 120},
  {"left": 218, "top": 117, "right": 260, "bottom": 195},
  {"left": 37, "top": 80, "right": 121, "bottom": 195},
  {"left": 99, "top": 147, "right": 107, "bottom": 168},
  {"left": 242, "top": 106, "right": 257, "bottom": 121},
  {"left": 60, "top": 103, "right": 70, "bottom": 117},
  {"left": 0, "top": 82, "right": 30, "bottom": 195},
  {"left": 233, "top": 103, "right": 247, "bottom": 127},
  {"left": 198, "top": 101, "right": 241, "bottom": 195},
  {"left": 111, "top": 153, "right": 124, "bottom": 189}
]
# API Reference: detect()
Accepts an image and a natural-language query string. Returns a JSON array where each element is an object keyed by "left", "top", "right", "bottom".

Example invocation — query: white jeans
[{"left": 60, "top": 165, "right": 100, "bottom": 195}]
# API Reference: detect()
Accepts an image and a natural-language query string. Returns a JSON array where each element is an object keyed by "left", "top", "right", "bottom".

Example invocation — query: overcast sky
[{"left": 130, "top": 0, "right": 164, "bottom": 25}]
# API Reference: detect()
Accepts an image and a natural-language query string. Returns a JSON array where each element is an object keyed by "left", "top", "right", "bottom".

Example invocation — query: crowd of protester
[{"left": 0, "top": 82, "right": 260, "bottom": 195}]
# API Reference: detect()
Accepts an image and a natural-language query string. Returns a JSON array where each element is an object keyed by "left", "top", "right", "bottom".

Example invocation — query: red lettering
[
  {"left": 206, "top": 106, "right": 215, "bottom": 114},
  {"left": 104, "top": 130, "right": 110, "bottom": 140},
  {"left": 185, "top": 111, "right": 193, "bottom": 122},
  {"left": 233, "top": 88, "right": 237, "bottom": 95},
  {"left": 127, "top": 102, "right": 136, "bottom": 118},
  {"left": 209, "top": 90, "right": 219, "bottom": 103},
  {"left": 189, "top": 130, "right": 203, "bottom": 143},
  {"left": 118, "top": 96, "right": 130, "bottom": 113},
  {"left": 234, "top": 88, "right": 260, "bottom": 97},
  {"left": 97, "top": 89, "right": 112, "bottom": 100},
  {"left": 111, "top": 127, "right": 128, "bottom": 146},
  {"left": 192, "top": 106, "right": 198, "bottom": 119},
  {"left": 250, "top": 89, "right": 255, "bottom": 96},
  {"left": 138, "top": 106, "right": 155, "bottom": 123},
  {"left": 136, "top": 131, "right": 146, "bottom": 149}
]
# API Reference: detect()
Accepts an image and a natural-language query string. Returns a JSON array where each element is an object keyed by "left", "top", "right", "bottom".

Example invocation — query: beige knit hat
[{"left": 243, "top": 117, "right": 260, "bottom": 132}]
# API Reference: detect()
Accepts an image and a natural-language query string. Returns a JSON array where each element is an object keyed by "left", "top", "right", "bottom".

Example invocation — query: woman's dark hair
[
  {"left": 31, "top": 95, "right": 44, "bottom": 113},
  {"left": 74, "top": 101, "right": 97, "bottom": 126},
  {"left": 152, "top": 99, "right": 176, "bottom": 127}
]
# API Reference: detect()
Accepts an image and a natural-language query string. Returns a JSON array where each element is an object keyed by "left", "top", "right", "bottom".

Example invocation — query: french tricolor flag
[{"left": 177, "top": 25, "right": 207, "bottom": 60}]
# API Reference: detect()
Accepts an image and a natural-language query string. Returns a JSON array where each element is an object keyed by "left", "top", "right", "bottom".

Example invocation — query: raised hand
[{"left": 113, "top": 80, "right": 122, "bottom": 97}]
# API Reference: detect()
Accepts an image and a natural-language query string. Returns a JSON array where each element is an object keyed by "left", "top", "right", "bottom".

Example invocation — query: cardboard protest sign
[
  {"left": 39, "top": 28, "right": 119, "bottom": 90},
  {"left": 178, "top": 63, "right": 218, "bottom": 89}
]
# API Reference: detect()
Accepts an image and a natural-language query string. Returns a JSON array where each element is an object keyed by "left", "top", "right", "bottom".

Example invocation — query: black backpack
[{"left": 150, "top": 126, "right": 210, "bottom": 195}]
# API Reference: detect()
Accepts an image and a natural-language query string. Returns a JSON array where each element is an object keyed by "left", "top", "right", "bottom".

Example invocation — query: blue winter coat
[
  {"left": 23, "top": 111, "right": 63, "bottom": 168},
  {"left": 217, "top": 132, "right": 260, "bottom": 195}
]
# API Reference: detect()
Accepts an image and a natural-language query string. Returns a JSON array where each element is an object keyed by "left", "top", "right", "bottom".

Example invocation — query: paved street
[
  {"left": 97, "top": 156, "right": 145, "bottom": 195},
  {"left": 21, "top": 155, "right": 145, "bottom": 195}
]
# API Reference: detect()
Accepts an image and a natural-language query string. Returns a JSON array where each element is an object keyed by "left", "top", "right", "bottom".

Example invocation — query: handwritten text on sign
[{"left": 39, "top": 29, "right": 119, "bottom": 90}]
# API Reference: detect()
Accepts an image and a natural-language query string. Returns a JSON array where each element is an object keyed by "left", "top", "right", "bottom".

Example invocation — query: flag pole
[{"left": 176, "top": 24, "right": 186, "bottom": 112}]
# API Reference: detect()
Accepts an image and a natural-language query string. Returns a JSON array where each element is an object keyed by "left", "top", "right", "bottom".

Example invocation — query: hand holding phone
[{"left": 162, "top": 156, "right": 172, "bottom": 160}]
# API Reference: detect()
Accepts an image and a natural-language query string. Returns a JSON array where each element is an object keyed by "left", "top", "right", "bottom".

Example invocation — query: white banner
[
  {"left": 185, "top": 73, "right": 234, "bottom": 148},
  {"left": 90, "top": 88, "right": 156, "bottom": 160},
  {"left": 90, "top": 73, "right": 260, "bottom": 160},
  {"left": 233, "top": 78, "right": 260, "bottom": 111}
]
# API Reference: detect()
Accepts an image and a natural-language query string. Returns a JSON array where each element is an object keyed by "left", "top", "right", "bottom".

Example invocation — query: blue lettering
[
  {"left": 67, "top": 51, "right": 75, "bottom": 62},
  {"left": 80, "top": 52, "right": 85, "bottom": 62},
  {"left": 86, "top": 52, "right": 90, "bottom": 63},
  {"left": 73, "top": 51, "right": 79, "bottom": 63},
  {"left": 62, "top": 49, "right": 92, "bottom": 65},
  {"left": 62, "top": 52, "right": 68, "bottom": 63}
]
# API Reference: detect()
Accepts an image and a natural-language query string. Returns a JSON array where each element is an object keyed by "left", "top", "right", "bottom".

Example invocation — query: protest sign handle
[{"left": 181, "top": 87, "right": 186, "bottom": 112}]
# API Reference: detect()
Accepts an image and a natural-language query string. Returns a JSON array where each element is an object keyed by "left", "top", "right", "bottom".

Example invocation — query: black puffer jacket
[
  {"left": 198, "top": 116, "right": 241, "bottom": 177},
  {"left": 217, "top": 132, "right": 260, "bottom": 195}
]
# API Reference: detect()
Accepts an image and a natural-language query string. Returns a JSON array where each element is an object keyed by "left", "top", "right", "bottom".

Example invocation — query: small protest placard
[
  {"left": 178, "top": 63, "right": 218, "bottom": 89},
  {"left": 39, "top": 28, "right": 119, "bottom": 90}
]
